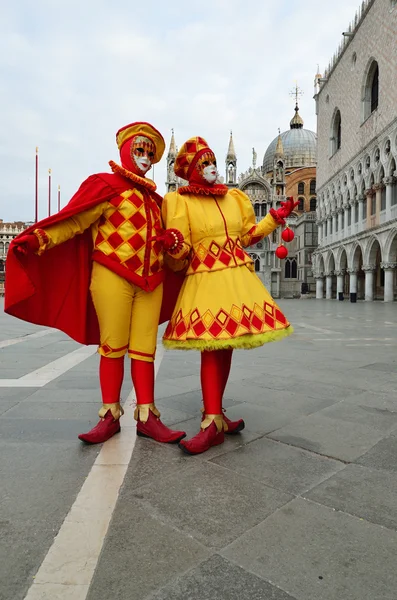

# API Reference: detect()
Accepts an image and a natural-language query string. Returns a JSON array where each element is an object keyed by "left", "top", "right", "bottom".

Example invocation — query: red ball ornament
[
  {"left": 275, "top": 245, "right": 288, "bottom": 259},
  {"left": 281, "top": 227, "right": 295, "bottom": 243}
]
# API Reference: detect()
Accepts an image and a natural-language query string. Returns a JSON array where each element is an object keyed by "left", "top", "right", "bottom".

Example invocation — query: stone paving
[{"left": 1, "top": 299, "right": 397, "bottom": 599}]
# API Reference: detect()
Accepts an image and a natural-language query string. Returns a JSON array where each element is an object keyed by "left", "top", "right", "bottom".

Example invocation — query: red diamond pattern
[
  {"left": 129, "top": 211, "right": 146, "bottom": 230},
  {"left": 128, "top": 233, "right": 145, "bottom": 251},
  {"left": 107, "top": 231, "right": 124, "bottom": 249},
  {"left": 124, "top": 254, "right": 143, "bottom": 271},
  {"left": 108, "top": 210, "right": 126, "bottom": 229},
  {"left": 168, "top": 301, "right": 290, "bottom": 341},
  {"left": 130, "top": 193, "right": 144, "bottom": 209}
]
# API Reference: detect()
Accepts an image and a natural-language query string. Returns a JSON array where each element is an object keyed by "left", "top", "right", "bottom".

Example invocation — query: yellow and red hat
[
  {"left": 116, "top": 122, "right": 165, "bottom": 164},
  {"left": 174, "top": 136, "right": 213, "bottom": 181}
]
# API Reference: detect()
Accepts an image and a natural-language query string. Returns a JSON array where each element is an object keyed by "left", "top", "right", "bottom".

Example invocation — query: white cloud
[{"left": 1, "top": 0, "right": 360, "bottom": 221}]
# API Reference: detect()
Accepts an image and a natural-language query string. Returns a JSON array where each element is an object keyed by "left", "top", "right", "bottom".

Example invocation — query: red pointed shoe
[
  {"left": 78, "top": 410, "right": 120, "bottom": 444},
  {"left": 136, "top": 408, "right": 186, "bottom": 444},
  {"left": 179, "top": 421, "right": 225, "bottom": 455},
  {"left": 223, "top": 411, "right": 245, "bottom": 435}
]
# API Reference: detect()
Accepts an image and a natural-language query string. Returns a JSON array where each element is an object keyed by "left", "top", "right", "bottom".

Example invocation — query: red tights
[
  {"left": 100, "top": 356, "right": 155, "bottom": 405},
  {"left": 200, "top": 349, "right": 233, "bottom": 415}
]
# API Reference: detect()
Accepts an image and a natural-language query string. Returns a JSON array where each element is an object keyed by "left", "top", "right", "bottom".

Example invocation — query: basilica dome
[{"left": 262, "top": 105, "right": 317, "bottom": 174}]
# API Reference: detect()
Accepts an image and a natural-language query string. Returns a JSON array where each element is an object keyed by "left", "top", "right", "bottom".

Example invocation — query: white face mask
[
  {"left": 133, "top": 155, "right": 152, "bottom": 174},
  {"left": 131, "top": 136, "right": 154, "bottom": 174},
  {"left": 202, "top": 163, "right": 218, "bottom": 184}
]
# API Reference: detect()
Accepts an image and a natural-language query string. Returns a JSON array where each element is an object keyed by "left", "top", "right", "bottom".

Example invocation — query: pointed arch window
[
  {"left": 330, "top": 109, "right": 342, "bottom": 156},
  {"left": 298, "top": 182, "right": 305, "bottom": 195},
  {"left": 310, "top": 197, "right": 317, "bottom": 211},
  {"left": 285, "top": 258, "right": 297, "bottom": 279},
  {"left": 298, "top": 197, "right": 304, "bottom": 211},
  {"left": 310, "top": 179, "right": 316, "bottom": 194},
  {"left": 362, "top": 60, "right": 379, "bottom": 121}
]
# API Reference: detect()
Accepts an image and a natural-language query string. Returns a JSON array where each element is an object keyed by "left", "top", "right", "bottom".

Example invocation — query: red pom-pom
[
  {"left": 275, "top": 245, "right": 288, "bottom": 259},
  {"left": 281, "top": 227, "right": 295, "bottom": 243}
]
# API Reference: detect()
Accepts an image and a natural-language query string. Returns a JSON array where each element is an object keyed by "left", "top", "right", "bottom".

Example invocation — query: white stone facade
[
  {"left": 0, "top": 220, "right": 30, "bottom": 294},
  {"left": 314, "top": 0, "right": 397, "bottom": 302}
]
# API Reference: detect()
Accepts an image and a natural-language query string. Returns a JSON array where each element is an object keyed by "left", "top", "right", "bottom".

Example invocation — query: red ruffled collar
[
  {"left": 178, "top": 183, "right": 229, "bottom": 196},
  {"left": 109, "top": 160, "right": 157, "bottom": 192}
]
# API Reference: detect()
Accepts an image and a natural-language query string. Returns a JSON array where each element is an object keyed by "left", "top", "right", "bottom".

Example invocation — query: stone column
[
  {"left": 337, "top": 209, "right": 343, "bottom": 235},
  {"left": 358, "top": 196, "right": 364, "bottom": 224},
  {"left": 381, "top": 262, "right": 396, "bottom": 302},
  {"left": 335, "top": 270, "right": 345, "bottom": 300},
  {"left": 347, "top": 269, "right": 358, "bottom": 294},
  {"left": 383, "top": 177, "right": 394, "bottom": 218},
  {"left": 315, "top": 275, "right": 324, "bottom": 299},
  {"left": 375, "top": 184, "right": 382, "bottom": 224},
  {"left": 344, "top": 204, "right": 350, "bottom": 230},
  {"left": 332, "top": 212, "right": 337, "bottom": 239},
  {"left": 325, "top": 271, "right": 333, "bottom": 299},
  {"left": 362, "top": 264, "right": 375, "bottom": 301}
]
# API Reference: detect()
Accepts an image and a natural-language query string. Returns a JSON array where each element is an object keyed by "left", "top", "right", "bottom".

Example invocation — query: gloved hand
[
  {"left": 13, "top": 233, "right": 40, "bottom": 255},
  {"left": 150, "top": 228, "right": 184, "bottom": 253},
  {"left": 270, "top": 196, "right": 299, "bottom": 224}
]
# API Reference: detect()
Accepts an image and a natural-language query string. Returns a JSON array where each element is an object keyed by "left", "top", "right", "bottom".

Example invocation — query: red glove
[
  {"left": 150, "top": 228, "right": 184, "bottom": 254},
  {"left": 13, "top": 233, "right": 40, "bottom": 255},
  {"left": 270, "top": 196, "right": 299, "bottom": 225}
]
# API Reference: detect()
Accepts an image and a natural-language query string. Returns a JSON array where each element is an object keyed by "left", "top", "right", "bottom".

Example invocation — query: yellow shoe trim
[
  {"left": 201, "top": 414, "right": 224, "bottom": 433},
  {"left": 134, "top": 403, "right": 161, "bottom": 423},
  {"left": 98, "top": 402, "right": 124, "bottom": 420}
]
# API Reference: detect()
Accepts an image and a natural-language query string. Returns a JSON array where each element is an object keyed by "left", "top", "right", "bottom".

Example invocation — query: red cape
[{"left": 4, "top": 172, "right": 184, "bottom": 345}]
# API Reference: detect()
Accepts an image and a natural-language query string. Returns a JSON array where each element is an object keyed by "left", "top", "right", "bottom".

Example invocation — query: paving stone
[
  {"left": 345, "top": 390, "right": 397, "bottom": 412},
  {"left": 86, "top": 504, "right": 210, "bottom": 600},
  {"left": 356, "top": 432, "right": 397, "bottom": 473},
  {"left": 149, "top": 554, "right": 297, "bottom": 600},
  {"left": 0, "top": 441, "right": 99, "bottom": 600},
  {"left": 268, "top": 412, "right": 385, "bottom": 461},
  {"left": 3, "top": 401, "right": 101, "bottom": 421},
  {"left": 211, "top": 437, "right": 345, "bottom": 495},
  {"left": 315, "top": 400, "right": 397, "bottom": 434},
  {"left": 217, "top": 402, "right": 297, "bottom": 435},
  {"left": 0, "top": 417, "right": 104, "bottom": 443},
  {"left": 221, "top": 497, "right": 397, "bottom": 600},
  {"left": 127, "top": 462, "right": 292, "bottom": 550},
  {"left": 224, "top": 382, "right": 337, "bottom": 415},
  {"left": 0, "top": 399, "right": 23, "bottom": 415},
  {"left": 306, "top": 463, "right": 397, "bottom": 531}
]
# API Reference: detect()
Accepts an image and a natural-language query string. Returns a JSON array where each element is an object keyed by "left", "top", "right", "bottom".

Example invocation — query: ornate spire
[
  {"left": 290, "top": 104, "right": 304, "bottom": 129},
  {"left": 275, "top": 128, "right": 284, "bottom": 156},
  {"left": 226, "top": 130, "right": 236, "bottom": 160},
  {"left": 168, "top": 128, "right": 176, "bottom": 157}
]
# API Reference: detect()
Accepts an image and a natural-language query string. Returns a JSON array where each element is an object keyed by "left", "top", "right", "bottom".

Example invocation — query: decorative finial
[
  {"left": 289, "top": 82, "right": 304, "bottom": 107},
  {"left": 252, "top": 147, "right": 257, "bottom": 169}
]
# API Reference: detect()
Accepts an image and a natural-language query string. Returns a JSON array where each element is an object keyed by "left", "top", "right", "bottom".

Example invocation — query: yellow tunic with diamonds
[
  {"left": 38, "top": 177, "right": 164, "bottom": 362},
  {"left": 162, "top": 188, "right": 293, "bottom": 350}
]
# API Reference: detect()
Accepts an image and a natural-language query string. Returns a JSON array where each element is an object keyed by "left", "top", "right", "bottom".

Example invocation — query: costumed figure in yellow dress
[
  {"left": 6, "top": 122, "right": 186, "bottom": 445},
  {"left": 162, "top": 137, "right": 296, "bottom": 455}
]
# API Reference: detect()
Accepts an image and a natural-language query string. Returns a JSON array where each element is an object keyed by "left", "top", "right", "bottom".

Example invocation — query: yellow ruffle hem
[{"left": 163, "top": 264, "right": 293, "bottom": 351}]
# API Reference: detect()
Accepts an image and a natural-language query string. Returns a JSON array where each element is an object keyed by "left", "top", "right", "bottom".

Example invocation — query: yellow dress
[{"left": 162, "top": 188, "right": 293, "bottom": 350}]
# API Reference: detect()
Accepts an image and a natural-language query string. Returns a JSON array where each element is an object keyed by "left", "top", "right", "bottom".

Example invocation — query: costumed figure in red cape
[
  {"left": 162, "top": 137, "right": 297, "bottom": 455},
  {"left": 5, "top": 122, "right": 187, "bottom": 445}
]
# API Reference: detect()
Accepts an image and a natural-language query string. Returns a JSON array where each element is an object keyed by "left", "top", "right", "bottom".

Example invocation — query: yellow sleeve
[
  {"left": 230, "top": 189, "right": 280, "bottom": 248},
  {"left": 162, "top": 191, "right": 192, "bottom": 261},
  {"left": 41, "top": 202, "right": 107, "bottom": 250}
]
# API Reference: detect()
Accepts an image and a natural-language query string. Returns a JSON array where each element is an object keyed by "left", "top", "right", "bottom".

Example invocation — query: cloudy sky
[{"left": 1, "top": 0, "right": 361, "bottom": 222}]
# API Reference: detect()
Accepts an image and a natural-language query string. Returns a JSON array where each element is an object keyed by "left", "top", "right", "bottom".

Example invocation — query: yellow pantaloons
[{"left": 89, "top": 262, "right": 163, "bottom": 362}]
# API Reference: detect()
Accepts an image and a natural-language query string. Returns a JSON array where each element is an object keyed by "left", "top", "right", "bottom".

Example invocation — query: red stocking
[
  {"left": 219, "top": 349, "right": 233, "bottom": 399},
  {"left": 99, "top": 355, "right": 124, "bottom": 403},
  {"left": 201, "top": 350, "right": 223, "bottom": 415},
  {"left": 131, "top": 359, "right": 155, "bottom": 405}
]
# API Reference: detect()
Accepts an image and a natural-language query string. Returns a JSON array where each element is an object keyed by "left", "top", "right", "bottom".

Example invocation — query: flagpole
[
  {"left": 35, "top": 147, "right": 39, "bottom": 223},
  {"left": 48, "top": 169, "right": 52, "bottom": 217},
  {"left": 57, "top": 185, "right": 61, "bottom": 212}
]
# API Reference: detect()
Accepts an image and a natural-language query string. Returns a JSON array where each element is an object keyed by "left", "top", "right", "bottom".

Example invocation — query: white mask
[
  {"left": 133, "top": 155, "right": 152, "bottom": 174},
  {"left": 202, "top": 163, "right": 218, "bottom": 184}
]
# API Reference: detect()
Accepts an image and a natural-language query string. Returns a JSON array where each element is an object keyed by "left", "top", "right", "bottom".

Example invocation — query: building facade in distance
[
  {"left": 0, "top": 220, "right": 30, "bottom": 294},
  {"left": 313, "top": 0, "right": 397, "bottom": 302}
]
